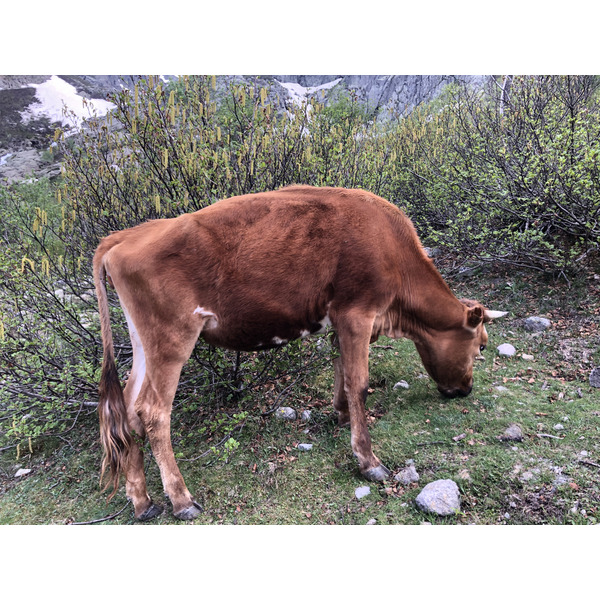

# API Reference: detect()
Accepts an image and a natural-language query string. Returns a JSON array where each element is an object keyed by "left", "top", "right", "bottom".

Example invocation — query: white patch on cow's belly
[
  {"left": 300, "top": 330, "right": 310, "bottom": 338},
  {"left": 315, "top": 314, "right": 332, "bottom": 334},
  {"left": 272, "top": 336, "right": 287, "bottom": 345}
]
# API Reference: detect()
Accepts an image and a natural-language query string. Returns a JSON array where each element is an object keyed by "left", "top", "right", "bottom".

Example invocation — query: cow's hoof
[
  {"left": 363, "top": 464, "right": 391, "bottom": 482},
  {"left": 137, "top": 503, "right": 164, "bottom": 522},
  {"left": 174, "top": 500, "right": 203, "bottom": 521}
]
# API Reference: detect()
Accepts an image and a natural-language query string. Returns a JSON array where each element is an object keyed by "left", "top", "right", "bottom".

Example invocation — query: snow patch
[
  {"left": 276, "top": 78, "right": 342, "bottom": 105},
  {"left": 20, "top": 76, "right": 116, "bottom": 129}
]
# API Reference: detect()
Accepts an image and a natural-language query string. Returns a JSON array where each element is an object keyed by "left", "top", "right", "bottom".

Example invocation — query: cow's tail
[{"left": 93, "top": 241, "right": 132, "bottom": 500}]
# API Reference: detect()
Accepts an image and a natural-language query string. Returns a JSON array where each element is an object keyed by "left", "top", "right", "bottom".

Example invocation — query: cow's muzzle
[{"left": 439, "top": 385, "right": 472, "bottom": 399}]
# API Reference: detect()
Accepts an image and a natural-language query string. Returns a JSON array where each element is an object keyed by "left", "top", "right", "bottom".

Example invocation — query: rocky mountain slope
[{"left": 0, "top": 74, "right": 487, "bottom": 184}]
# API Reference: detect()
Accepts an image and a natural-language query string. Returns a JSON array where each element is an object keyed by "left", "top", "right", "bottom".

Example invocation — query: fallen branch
[
  {"left": 536, "top": 433, "right": 562, "bottom": 440},
  {"left": 579, "top": 459, "right": 600, "bottom": 469},
  {"left": 68, "top": 500, "right": 131, "bottom": 525}
]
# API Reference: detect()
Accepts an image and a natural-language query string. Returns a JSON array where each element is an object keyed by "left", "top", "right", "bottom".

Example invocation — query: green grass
[{"left": 1, "top": 271, "right": 599, "bottom": 525}]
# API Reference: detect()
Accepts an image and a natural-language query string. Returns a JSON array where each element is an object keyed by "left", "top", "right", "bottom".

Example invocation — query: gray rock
[
  {"left": 300, "top": 410, "right": 312, "bottom": 422},
  {"left": 274, "top": 407, "right": 297, "bottom": 421},
  {"left": 497, "top": 343, "right": 516, "bottom": 357},
  {"left": 523, "top": 316, "right": 551, "bottom": 332},
  {"left": 494, "top": 386, "right": 509, "bottom": 393},
  {"left": 590, "top": 367, "right": 600, "bottom": 388},
  {"left": 15, "top": 468, "right": 32, "bottom": 478},
  {"left": 423, "top": 247, "right": 442, "bottom": 258},
  {"left": 501, "top": 424, "right": 524, "bottom": 442},
  {"left": 415, "top": 479, "right": 461, "bottom": 516},
  {"left": 355, "top": 486, "right": 371, "bottom": 500},
  {"left": 297, "top": 443, "right": 313, "bottom": 451},
  {"left": 553, "top": 424, "right": 565, "bottom": 431},
  {"left": 366, "top": 518, "right": 377, "bottom": 525},
  {"left": 393, "top": 380, "right": 410, "bottom": 390},
  {"left": 395, "top": 464, "right": 420, "bottom": 485}
]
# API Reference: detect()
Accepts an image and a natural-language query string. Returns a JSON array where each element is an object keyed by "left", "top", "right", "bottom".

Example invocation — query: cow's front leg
[{"left": 334, "top": 311, "right": 391, "bottom": 482}]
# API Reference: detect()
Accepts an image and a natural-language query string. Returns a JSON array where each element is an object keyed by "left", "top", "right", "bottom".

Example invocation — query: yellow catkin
[
  {"left": 0, "top": 320, "right": 5, "bottom": 341},
  {"left": 20, "top": 258, "right": 35, "bottom": 273},
  {"left": 41, "top": 258, "right": 50, "bottom": 276},
  {"left": 16, "top": 444, "right": 20, "bottom": 460},
  {"left": 211, "top": 75, "right": 216, "bottom": 90},
  {"left": 134, "top": 83, "right": 139, "bottom": 119},
  {"left": 163, "top": 148, "right": 169, "bottom": 168},
  {"left": 155, "top": 195, "right": 161, "bottom": 213},
  {"left": 29, "top": 438, "right": 32, "bottom": 454},
  {"left": 217, "top": 127, "right": 221, "bottom": 141},
  {"left": 57, "top": 189, "right": 62, "bottom": 204},
  {"left": 183, "top": 191, "right": 189, "bottom": 207}
]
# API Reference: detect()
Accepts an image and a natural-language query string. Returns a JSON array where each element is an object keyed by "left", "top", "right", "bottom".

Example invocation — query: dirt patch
[{"left": 557, "top": 338, "right": 595, "bottom": 365}]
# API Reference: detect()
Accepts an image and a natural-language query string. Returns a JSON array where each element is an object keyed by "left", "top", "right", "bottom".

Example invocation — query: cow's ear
[
  {"left": 466, "top": 305, "right": 484, "bottom": 328},
  {"left": 484, "top": 310, "right": 508, "bottom": 323}
]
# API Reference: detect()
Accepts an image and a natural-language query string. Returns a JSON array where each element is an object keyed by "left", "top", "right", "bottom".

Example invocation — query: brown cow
[{"left": 93, "top": 185, "right": 505, "bottom": 521}]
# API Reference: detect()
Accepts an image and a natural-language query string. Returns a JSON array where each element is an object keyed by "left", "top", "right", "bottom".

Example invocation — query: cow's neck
[{"left": 398, "top": 253, "right": 466, "bottom": 339}]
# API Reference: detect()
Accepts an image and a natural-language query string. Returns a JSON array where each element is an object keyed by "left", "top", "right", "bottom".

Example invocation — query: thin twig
[
  {"left": 416, "top": 440, "right": 450, "bottom": 447},
  {"left": 579, "top": 459, "right": 600, "bottom": 469},
  {"left": 536, "top": 433, "right": 563, "bottom": 440},
  {"left": 0, "top": 444, "right": 18, "bottom": 453},
  {"left": 68, "top": 500, "right": 131, "bottom": 525}
]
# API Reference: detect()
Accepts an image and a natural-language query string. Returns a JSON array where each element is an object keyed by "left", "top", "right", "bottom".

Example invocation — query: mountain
[{"left": 0, "top": 74, "right": 487, "bottom": 184}]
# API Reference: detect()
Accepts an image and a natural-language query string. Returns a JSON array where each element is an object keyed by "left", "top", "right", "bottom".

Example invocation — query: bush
[{"left": 383, "top": 76, "right": 600, "bottom": 276}]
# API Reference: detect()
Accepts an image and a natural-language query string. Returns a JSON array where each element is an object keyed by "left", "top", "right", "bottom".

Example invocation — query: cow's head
[{"left": 413, "top": 300, "right": 506, "bottom": 398}]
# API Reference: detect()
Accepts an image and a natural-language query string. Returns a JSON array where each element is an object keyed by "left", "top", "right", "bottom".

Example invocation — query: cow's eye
[{"left": 480, "top": 344, "right": 486, "bottom": 352}]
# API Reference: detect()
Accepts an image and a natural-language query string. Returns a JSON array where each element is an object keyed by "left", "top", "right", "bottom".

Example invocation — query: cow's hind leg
[
  {"left": 135, "top": 360, "right": 202, "bottom": 520},
  {"left": 334, "top": 311, "right": 391, "bottom": 482},
  {"left": 331, "top": 334, "right": 350, "bottom": 426},
  {"left": 119, "top": 305, "right": 163, "bottom": 520}
]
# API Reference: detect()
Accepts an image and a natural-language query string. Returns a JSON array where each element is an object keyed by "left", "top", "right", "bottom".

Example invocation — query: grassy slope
[{"left": 1, "top": 271, "right": 598, "bottom": 525}]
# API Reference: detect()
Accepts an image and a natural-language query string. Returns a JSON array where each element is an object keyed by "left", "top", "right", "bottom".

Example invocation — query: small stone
[
  {"left": 355, "top": 486, "right": 371, "bottom": 500},
  {"left": 497, "top": 343, "right": 516, "bottom": 357},
  {"left": 275, "top": 407, "right": 297, "bottom": 421},
  {"left": 504, "top": 513, "right": 511, "bottom": 520},
  {"left": 590, "top": 368, "right": 600, "bottom": 388},
  {"left": 553, "top": 424, "right": 565, "bottom": 431},
  {"left": 580, "top": 450, "right": 589, "bottom": 457},
  {"left": 494, "top": 385, "right": 509, "bottom": 393},
  {"left": 297, "top": 443, "right": 313, "bottom": 451},
  {"left": 300, "top": 410, "right": 312, "bottom": 422},
  {"left": 415, "top": 479, "right": 461, "bottom": 516},
  {"left": 501, "top": 424, "right": 523, "bottom": 442},
  {"left": 393, "top": 380, "right": 410, "bottom": 390},
  {"left": 522, "top": 353, "right": 534, "bottom": 361},
  {"left": 523, "top": 316, "right": 551, "bottom": 332},
  {"left": 15, "top": 468, "right": 32, "bottom": 478},
  {"left": 366, "top": 518, "right": 377, "bottom": 525},
  {"left": 394, "top": 464, "right": 420, "bottom": 485}
]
